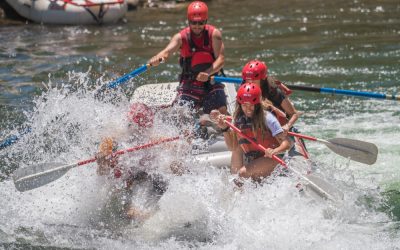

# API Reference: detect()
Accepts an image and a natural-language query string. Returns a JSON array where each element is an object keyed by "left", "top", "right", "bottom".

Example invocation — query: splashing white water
[{"left": 0, "top": 72, "right": 399, "bottom": 249}]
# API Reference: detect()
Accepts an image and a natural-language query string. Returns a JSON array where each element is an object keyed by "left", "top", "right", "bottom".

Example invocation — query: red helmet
[
  {"left": 191, "top": 51, "right": 214, "bottom": 73},
  {"left": 187, "top": 1, "right": 208, "bottom": 21},
  {"left": 237, "top": 83, "right": 261, "bottom": 105},
  {"left": 241, "top": 60, "right": 268, "bottom": 81},
  {"left": 128, "top": 103, "right": 154, "bottom": 128}
]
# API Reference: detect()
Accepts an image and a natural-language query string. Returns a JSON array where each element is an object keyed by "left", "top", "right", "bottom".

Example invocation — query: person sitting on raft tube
[
  {"left": 95, "top": 103, "right": 183, "bottom": 220},
  {"left": 148, "top": 1, "right": 227, "bottom": 116},
  {"left": 210, "top": 83, "right": 291, "bottom": 180}
]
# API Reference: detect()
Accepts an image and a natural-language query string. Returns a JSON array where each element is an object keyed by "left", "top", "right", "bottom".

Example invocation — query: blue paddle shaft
[
  {"left": 288, "top": 84, "right": 399, "bottom": 100},
  {"left": 213, "top": 76, "right": 242, "bottom": 84},
  {"left": 0, "top": 135, "right": 18, "bottom": 150},
  {"left": 106, "top": 64, "right": 149, "bottom": 89},
  {"left": 213, "top": 76, "right": 399, "bottom": 101},
  {"left": 0, "top": 127, "right": 31, "bottom": 150},
  {"left": 320, "top": 87, "right": 386, "bottom": 99}
]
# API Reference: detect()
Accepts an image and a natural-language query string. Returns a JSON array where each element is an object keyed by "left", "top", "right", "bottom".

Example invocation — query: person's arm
[
  {"left": 148, "top": 33, "right": 182, "bottom": 66},
  {"left": 196, "top": 28, "right": 225, "bottom": 82},
  {"left": 264, "top": 112, "right": 291, "bottom": 158},
  {"left": 96, "top": 137, "right": 119, "bottom": 176},
  {"left": 270, "top": 132, "right": 291, "bottom": 155},
  {"left": 222, "top": 129, "right": 236, "bottom": 151},
  {"left": 280, "top": 98, "right": 299, "bottom": 130},
  {"left": 209, "top": 28, "right": 225, "bottom": 74},
  {"left": 231, "top": 145, "right": 243, "bottom": 174},
  {"left": 209, "top": 110, "right": 236, "bottom": 150}
]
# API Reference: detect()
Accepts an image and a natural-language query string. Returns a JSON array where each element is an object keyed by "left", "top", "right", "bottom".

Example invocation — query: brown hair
[
  {"left": 232, "top": 101, "right": 268, "bottom": 148},
  {"left": 261, "top": 98, "right": 274, "bottom": 111}
]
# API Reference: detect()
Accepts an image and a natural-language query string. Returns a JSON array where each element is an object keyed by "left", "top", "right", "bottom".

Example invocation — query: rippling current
[{"left": 0, "top": 0, "right": 399, "bottom": 249}]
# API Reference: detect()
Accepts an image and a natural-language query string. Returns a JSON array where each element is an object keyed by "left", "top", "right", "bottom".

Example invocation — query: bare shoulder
[
  {"left": 172, "top": 32, "right": 182, "bottom": 42},
  {"left": 212, "top": 28, "right": 223, "bottom": 39},
  {"left": 168, "top": 32, "right": 182, "bottom": 48}
]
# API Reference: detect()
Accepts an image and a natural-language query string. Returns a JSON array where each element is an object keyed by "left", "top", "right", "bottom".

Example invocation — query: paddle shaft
[
  {"left": 287, "top": 84, "right": 400, "bottom": 101},
  {"left": 0, "top": 128, "right": 31, "bottom": 150},
  {"left": 224, "top": 121, "right": 286, "bottom": 166},
  {"left": 77, "top": 135, "right": 180, "bottom": 166},
  {"left": 0, "top": 135, "right": 19, "bottom": 150},
  {"left": 105, "top": 58, "right": 164, "bottom": 90},
  {"left": 224, "top": 121, "right": 341, "bottom": 201},
  {"left": 212, "top": 76, "right": 400, "bottom": 101},
  {"left": 13, "top": 136, "right": 181, "bottom": 192},
  {"left": 287, "top": 131, "right": 325, "bottom": 143}
]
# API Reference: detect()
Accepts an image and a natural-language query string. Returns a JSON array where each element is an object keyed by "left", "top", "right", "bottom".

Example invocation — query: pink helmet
[
  {"left": 237, "top": 83, "right": 261, "bottom": 105},
  {"left": 241, "top": 60, "right": 268, "bottom": 81},
  {"left": 187, "top": 1, "right": 208, "bottom": 21},
  {"left": 128, "top": 103, "right": 154, "bottom": 128}
]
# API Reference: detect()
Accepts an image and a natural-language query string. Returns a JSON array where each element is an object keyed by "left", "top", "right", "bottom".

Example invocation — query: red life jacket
[
  {"left": 178, "top": 25, "right": 216, "bottom": 98},
  {"left": 234, "top": 115, "right": 280, "bottom": 156}
]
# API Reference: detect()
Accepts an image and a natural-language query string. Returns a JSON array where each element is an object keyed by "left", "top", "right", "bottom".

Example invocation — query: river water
[{"left": 1, "top": 0, "right": 400, "bottom": 249}]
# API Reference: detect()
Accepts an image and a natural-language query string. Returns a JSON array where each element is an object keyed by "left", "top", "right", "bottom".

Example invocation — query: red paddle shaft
[
  {"left": 77, "top": 136, "right": 180, "bottom": 166},
  {"left": 224, "top": 121, "right": 287, "bottom": 167}
]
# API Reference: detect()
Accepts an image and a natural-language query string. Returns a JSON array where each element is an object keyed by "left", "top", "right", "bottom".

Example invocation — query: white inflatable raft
[
  {"left": 131, "top": 81, "right": 307, "bottom": 168},
  {"left": 4, "top": 0, "right": 127, "bottom": 25},
  {"left": 131, "top": 82, "right": 344, "bottom": 202}
]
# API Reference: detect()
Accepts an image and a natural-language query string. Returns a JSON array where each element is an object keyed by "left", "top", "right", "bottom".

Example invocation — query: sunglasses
[{"left": 189, "top": 20, "right": 207, "bottom": 25}]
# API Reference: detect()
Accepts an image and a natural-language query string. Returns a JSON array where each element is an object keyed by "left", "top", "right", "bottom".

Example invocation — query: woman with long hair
[{"left": 211, "top": 83, "right": 291, "bottom": 180}]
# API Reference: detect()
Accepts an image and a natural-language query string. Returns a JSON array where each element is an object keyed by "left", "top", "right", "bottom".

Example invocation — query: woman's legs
[{"left": 238, "top": 157, "right": 277, "bottom": 180}]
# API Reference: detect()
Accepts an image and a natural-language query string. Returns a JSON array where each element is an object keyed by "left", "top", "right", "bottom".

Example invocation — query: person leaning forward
[
  {"left": 148, "top": 1, "right": 227, "bottom": 116},
  {"left": 96, "top": 103, "right": 186, "bottom": 221}
]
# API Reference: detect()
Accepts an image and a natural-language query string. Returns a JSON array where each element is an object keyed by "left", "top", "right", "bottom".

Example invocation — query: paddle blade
[
  {"left": 13, "top": 162, "right": 75, "bottom": 192},
  {"left": 289, "top": 159, "right": 344, "bottom": 202},
  {"left": 303, "top": 174, "right": 344, "bottom": 202},
  {"left": 326, "top": 138, "right": 378, "bottom": 165}
]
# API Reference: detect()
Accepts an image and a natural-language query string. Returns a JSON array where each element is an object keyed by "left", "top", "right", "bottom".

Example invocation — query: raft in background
[{"left": 3, "top": 0, "right": 127, "bottom": 25}]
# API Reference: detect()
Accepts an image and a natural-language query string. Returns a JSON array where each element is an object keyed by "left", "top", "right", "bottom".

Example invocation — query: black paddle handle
[{"left": 286, "top": 85, "right": 321, "bottom": 93}]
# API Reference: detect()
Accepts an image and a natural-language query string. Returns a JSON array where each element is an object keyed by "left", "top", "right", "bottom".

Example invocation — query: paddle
[
  {"left": 13, "top": 136, "right": 179, "bottom": 192},
  {"left": 288, "top": 132, "right": 378, "bottom": 165},
  {"left": 0, "top": 127, "right": 31, "bottom": 150},
  {"left": 95, "top": 58, "right": 164, "bottom": 98},
  {"left": 223, "top": 120, "right": 343, "bottom": 202},
  {"left": 1, "top": 59, "right": 164, "bottom": 151},
  {"left": 286, "top": 84, "right": 400, "bottom": 101},
  {"left": 212, "top": 76, "right": 400, "bottom": 101}
]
